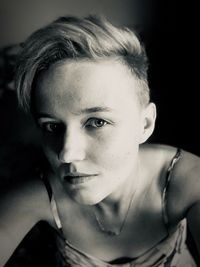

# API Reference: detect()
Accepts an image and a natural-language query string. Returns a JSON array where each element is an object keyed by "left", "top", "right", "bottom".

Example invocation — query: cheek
[
  {"left": 42, "top": 139, "right": 60, "bottom": 171},
  {"left": 89, "top": 125, "right": 140, "bottom": 171},
  {"left": 42, "top": 133, "right": 63, "bottom": 155}
]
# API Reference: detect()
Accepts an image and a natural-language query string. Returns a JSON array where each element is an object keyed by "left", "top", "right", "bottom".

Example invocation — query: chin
[{"left": 70, "top": 191, "right": 105, "bottom": 206}]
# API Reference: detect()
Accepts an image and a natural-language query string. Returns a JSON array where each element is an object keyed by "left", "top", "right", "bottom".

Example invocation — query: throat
[
  {"left": 92, "top": 181, "right": 138, "bottom": 236},
  {"left": 91, "top": 164, "right": 143, "bottom": 237}
]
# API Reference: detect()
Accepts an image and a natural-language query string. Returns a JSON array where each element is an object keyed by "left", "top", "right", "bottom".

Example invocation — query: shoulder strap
[
  {"left": 162, "top": 148, "right": 182, "bottom": 231},
  {"left": 40, "top": 172, "right": 63, "bottom": 231}
]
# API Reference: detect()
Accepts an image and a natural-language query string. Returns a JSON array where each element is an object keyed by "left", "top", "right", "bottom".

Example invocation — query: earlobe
[{"left": 139, "top": 102, "right": 157, "bottom": 144}]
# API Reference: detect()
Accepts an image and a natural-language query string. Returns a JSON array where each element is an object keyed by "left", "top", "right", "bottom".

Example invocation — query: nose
[{"left": 58, "top": 130, "right": 86, "bottom": 163}]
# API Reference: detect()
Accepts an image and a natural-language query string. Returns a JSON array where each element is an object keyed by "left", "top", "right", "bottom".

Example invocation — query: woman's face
[{"left": 34, "top": 59, "right": 150, "bottom": 205}]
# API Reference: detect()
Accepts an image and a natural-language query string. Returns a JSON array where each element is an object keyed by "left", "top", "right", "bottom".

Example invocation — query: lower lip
[{"left": 64, "top": 175, "right": 97, "bottom": 185}]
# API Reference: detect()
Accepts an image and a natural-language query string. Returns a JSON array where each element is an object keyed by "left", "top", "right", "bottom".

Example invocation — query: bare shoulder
[
  {"left": 140, "top": 143, "right": 199, "bottom": 173},
  {"left": 139, "top": 143, "right": 179, "bottom": 171},
  {"left": 0, "top": 174, "right": 53, "bottom": 223},
  {"left": 0, "top": 175, "right": 54, "bottom": 266},
  {"left": 168, "top": 148, "right": 200, "bottom": 210},
  {"left": 140, "top": 143, "right": 200, "bottom": 222}
]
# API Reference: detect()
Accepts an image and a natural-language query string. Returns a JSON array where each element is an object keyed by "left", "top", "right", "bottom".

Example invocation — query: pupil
[
  {"left": 49, "top": 123, "right": 58, "bottom": 132},
  {"left": 96, "top": 120, "right": 103, "bottom": 126}
]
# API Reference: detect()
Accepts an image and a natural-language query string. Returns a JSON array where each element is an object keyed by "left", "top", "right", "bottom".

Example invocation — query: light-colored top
[{"left": 43, "top": 149, "right": 197, "bottom": 266}]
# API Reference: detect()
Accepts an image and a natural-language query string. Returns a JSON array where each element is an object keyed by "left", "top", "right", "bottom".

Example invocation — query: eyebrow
[
  {"left": 80, "top": 106, "right": 113, "bottom": 114},
  {"left": 35, "top": 106, "right": 113, "bottom": 119}
]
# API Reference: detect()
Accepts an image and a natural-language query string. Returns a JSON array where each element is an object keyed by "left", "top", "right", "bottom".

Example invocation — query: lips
[{"left": 64, "top": 172, "right": 98, "bottom": 185}]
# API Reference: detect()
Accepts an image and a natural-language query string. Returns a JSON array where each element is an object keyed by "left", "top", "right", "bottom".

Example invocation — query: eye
[
  {"left": 40, "top": 122, "right": 64, "bottom": 134},
  {"left": 85, "top": 118, "right": 108, "bottom": 129}
]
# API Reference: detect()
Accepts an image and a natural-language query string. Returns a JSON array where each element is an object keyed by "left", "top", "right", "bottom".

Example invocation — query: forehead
[{"left": 34, "top": 59, "right": 141, "bottom": 115}]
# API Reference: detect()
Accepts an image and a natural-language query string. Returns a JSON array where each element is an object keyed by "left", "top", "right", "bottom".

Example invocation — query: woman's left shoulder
[
  {"left": 141, "top": 143, "right": 200, "bottom": 182},
  {"left": 141, "top": 143, "right": 200, "bottom": 219},
  {"left": 171, "top": 147, "right": 200, "bottom": 206},
  {"left": 170, "top": 147, "right": 200, "bottom": 195},
  {"left": 161, "top": 145, "right": 200, "bottom": 221}
]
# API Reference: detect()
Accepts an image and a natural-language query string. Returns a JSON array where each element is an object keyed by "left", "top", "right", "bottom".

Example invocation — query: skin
[
  {"left": 33, "top": 59, "right": 200, "bottom": 261},
  {"left": 34, "top": 59, "right": 156, "bottom": 207},
  {"left": 0, "top": 58, "right": 200, "bottom": 266}
]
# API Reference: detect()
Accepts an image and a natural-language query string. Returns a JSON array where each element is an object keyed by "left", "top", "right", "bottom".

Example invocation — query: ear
[{"left": 139, "top": 102, "right": 157, "bottom": 144}]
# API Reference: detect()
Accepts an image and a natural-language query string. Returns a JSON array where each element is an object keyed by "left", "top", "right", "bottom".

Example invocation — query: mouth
[{"left": 63, "top": 172, "right": 98, "bottom": 185}]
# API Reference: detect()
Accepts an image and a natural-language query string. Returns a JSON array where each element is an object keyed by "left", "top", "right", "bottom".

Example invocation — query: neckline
[
  {"left": 43, "top": 147, "right": 184, "bottom": 265},
  {"left": 54, "top": 219, "right": 185, "bottom": 266}
]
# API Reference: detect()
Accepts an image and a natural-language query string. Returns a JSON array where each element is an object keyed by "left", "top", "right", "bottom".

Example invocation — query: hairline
[{"left": 34, "top": 56, "right": 149, "bottom": 110}]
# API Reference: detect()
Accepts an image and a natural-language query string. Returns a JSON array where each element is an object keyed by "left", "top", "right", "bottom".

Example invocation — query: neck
[
  {"left": 95, "top": 160, "right": 142, "bottom": 215},
  {"left": 92, "top": 161, "right": 144, "bottom": 236}
]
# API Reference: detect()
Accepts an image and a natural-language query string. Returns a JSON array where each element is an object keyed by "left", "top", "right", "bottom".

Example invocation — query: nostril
[
  {"left": 58, "top": 149, "right": 71, "bottom": 163},
  {"left": 58, "top": 147, "right": 85, "bottom": 163},
  {"left": 58, "top": 150, "right": 67, "bottom": 163},
  {"left": 58, "top": 132, "right": 86, "bottom": 163}
]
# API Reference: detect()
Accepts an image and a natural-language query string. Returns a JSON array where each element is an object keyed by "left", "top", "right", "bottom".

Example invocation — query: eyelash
[
  {"left": 39, "top": 122, "right": 63, "bottom": 134},
  {"left": 39, "top": 118, "right": 109, "bottom": 134},
  {"left": 84, "top": 118, "right": 108, "bottom": 129}
]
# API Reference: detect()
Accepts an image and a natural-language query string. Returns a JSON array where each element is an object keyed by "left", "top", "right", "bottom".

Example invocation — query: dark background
[{"left": 145, "top": 1, "right": 199, "bottom": 156}]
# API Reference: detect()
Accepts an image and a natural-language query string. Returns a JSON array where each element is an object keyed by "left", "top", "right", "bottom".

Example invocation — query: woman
[{"left": 0, "top": 15, "right": 200, "bottom": 267}]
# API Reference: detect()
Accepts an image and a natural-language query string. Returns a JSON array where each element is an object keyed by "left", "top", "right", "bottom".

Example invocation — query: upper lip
[{"left": 64, "top": 172, "right": 98, "bottom": 178}]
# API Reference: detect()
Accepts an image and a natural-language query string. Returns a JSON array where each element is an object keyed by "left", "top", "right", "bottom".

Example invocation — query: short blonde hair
[{"left": 15, "top": 15, "right": 150, "bottom": 113}]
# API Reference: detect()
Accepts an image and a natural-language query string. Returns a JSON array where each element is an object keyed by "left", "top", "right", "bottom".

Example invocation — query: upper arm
[
  {"left": 187, "top": 201, "right": 200, "bottom": 255},
  {"left": 0, "top": 176, "right": 52, "bottom": 266},
  {"left": 184, "top": 153, "right": 200, "bottom": 256},
  {"left": 167, "top": 150, "right": 200, "bottom": 255}
]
